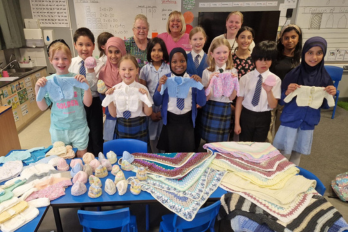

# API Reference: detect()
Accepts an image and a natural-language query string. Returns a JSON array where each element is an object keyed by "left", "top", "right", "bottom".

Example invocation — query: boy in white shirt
[
  {"left": 234, "top": 41, "right": 281, "bottom": 142},
  {"left": 69, "top": 27, "right": 104, "bottom": 156}
]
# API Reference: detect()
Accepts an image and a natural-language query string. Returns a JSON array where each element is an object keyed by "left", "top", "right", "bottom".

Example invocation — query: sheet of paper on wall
[
  {"left": 336, "top": 50, "right": 345, "bottom": 61},
  {"left": 283, "top": 0, "right": 298, "bottom": 8},
  {"left": 328, "top": 50, "right": 337, "bottom": 61}
]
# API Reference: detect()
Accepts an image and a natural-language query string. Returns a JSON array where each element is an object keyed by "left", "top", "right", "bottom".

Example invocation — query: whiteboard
[
  {"left": 295, "top": 0, "right": 348, "bottom": 61},
  {"left": 73, "top": 0, "right": 181, "bottom": 58}
]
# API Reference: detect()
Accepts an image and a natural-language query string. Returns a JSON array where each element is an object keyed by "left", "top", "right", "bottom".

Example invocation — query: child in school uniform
[
  {"left": 186, "top": 27, "right": 209, "bottom": 150},
  {"left": 98, "top": 37, "right": 127, "bottom": 141},
  {"left": 139, "top": 37, "right": 170, "bottom": 152},
  {"left": 273, "top": 37, "right": 336, "bottom": 165},
  {"left": 232, "top": 26, "right": 256, "bottom": 79},
  {"left": 199, "top": 38, "right": 238, "bottom": 143},
  {"left": 97, "top": 32, "right": 113, "bottom": 65},
  {"left": 153, "top": 47, "right": 206, "bottom": 152},
  {"left": 234, "top": 41, "right": 281, "bottom": 142},
  {"left": 104, "top": 55, "right": 153, "bottom": 142},
  {"left": 35, "top": 40, "right": 92, "bottom": 158},
  {"left": 69, "top": 27, "right": 104, "bottom": 156}
]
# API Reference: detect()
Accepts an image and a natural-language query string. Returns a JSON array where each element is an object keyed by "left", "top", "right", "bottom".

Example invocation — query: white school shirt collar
[
  {"left": 191, "top": 50, "right": 204, "bottom": 63},
  {"left": 214, "top": 64, "right": 227, "bottom": 72},
  {"left": 168, "top": 72, "right": 192, "bottom": 115}
]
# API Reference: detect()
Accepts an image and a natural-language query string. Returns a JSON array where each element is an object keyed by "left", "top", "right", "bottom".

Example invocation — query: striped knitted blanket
[
  {"left": 220, "top": 193, "right": 348, "bottom": 232},
  {"left": 221, "top": 184, "right": 318, "bottom": 223},
  {"left": 148, "top": 155, "right": 215, "bottom": 191},
  {"left": 214, "top": 154, "right": 295, "bottom": 179},
  {"left": 220, "top": 173, "right": 316, "bottom": 207},
  {"left": 203, "top": 142, "right": 280, "bottom": 163},
  {"left": 211, "top": 160, "right": 299, "bottom": 189},
  {"left": 142, "top": 168, "right": 225, "bottom": 221},
  {"left": 131, "top": 152, "right": 197, "bottom": 167},
  {"left": 132, "top": 152, "right": 211, "bottom": 179}
]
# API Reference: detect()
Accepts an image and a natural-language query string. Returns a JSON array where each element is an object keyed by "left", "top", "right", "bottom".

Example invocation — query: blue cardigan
[
  {"left": 186, "top": 52, "right": 208, "bottom": 77},
  {"left": 153, "top": 73, "right": 206, "bottom": 128}
]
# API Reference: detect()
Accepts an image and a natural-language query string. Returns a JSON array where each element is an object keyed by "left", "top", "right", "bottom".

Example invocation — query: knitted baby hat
[
  {"left": 48, "top": 156, "right": 62, "bottom": 167},
  {"left": 101, "top": 159, "right": 112, "bottom": 171},
  {"left": 83, "top": 152, "right": 95, "bottom": 165},
  {"left": 104, "top": 179, "right": 116, "bottom": 195},
  {"left": 94, "top": 165, "right": 108, "bottom": 178},
  {"left": 65, "top": 145, "right": 75, "bottom": 159},
  {"left": 97, "top": 80, "right": 107, "bottom": 94},
  {"left": 111, "top": 165, "right": 120, "bottom": 176},
  {"left": 89, "top": 159, "right": 101, "bottom": 171},
  {"left": 114, "top": 170, "right": 125, "bottom": 184},
  {"left": 73, "top": 171, "right": 88, "bottom": 184},
  {"left": 70, "top": 163, "right": 83, "bottom": 178},
  {"left": 264, "top": 74, "right": 277, "bottom": 87},
  {"left": 106, "top": 151, "right": 117, "bottom": 164},
  {"left": 71, "top": 181, "right": 87, "bottom": 196},
  {"left": 120, "top": 160, "right": 134, "bottom": 171},
  {"left": 122, "top": 151, "right": 134, "bottom": 163},
  {"left": 89, "top": 175, "right": 102, "bottom": 187},
  {"left": 136, "top": 167, "right": 147, "bottom": 181},
  {"left": 57, "top": 158, "right": 69, "bottom": 171},
  {"left": 116, "top": 180, "right": 128, "bottom": 196},
  {"left": 83, "top": 164, "right": 93, "bottom": 177},
  {"left": 85, "top": 56, "right": 97, "bottom": 69},
  {"left": 88, "top": 184, "right": 102, "bottom": 198},
  {"left": 46, "top": 141, "right": 66, "bottom": 157},
  {"left": 53, "top": 141, "right": 65, "bottom": 147},
  {"left": 98, "top": 152, "right": 106, "bottom": 162},
  {"left": 130, "top": 179, "right": 141, "bottom": 195},
  {"left": 70, "top": 159, "right": 83, "bottom": 168}
]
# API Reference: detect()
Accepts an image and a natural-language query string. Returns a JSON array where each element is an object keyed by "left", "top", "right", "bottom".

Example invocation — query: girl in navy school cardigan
[
  {"left": 153, "top": 47, "right": 206, "bottom": 153},
  {"left": 186, "top": 27, "right": 209, "bottom": 151}
]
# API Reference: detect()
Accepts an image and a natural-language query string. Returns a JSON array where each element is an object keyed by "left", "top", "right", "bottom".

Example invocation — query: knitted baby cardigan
[{"left": 160, "top": 76, "right": 204, "bottom": 98}]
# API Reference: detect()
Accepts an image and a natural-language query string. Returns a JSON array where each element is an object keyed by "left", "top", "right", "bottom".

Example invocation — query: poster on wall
[
  {"left": 21, "top": 104, "right": 29, "bottom": 116},
  {"left": 6, "top": 94, "right": 20, "bottom": 110},
  {"left": 30, "top": 0, "right": 70, "bottom": 27},
  {"left": 18, "top": 89, "right": 28, "bottom": 104},
  {"left": 13, "top": 111, "right": 19, "bottom": 122}
]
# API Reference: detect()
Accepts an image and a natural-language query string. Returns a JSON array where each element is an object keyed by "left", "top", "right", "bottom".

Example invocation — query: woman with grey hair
[{"left": 124, "top": 14, "right": 150, "bottom": 69}]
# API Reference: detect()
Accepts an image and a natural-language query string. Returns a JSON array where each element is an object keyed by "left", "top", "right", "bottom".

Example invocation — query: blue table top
[{"left": 51, "top": 162, "right": 227, "bottom": 207}]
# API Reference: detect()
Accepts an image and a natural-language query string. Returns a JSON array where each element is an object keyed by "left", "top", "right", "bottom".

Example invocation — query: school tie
[
  {"left": 123, "top": 110, "right": 131, "bottom": 119},
  {"left": 219, "top": 68, "right": 224, "bottom": 73},
  {"left": 251, "top": 74, "right": 263, "bottom": 107},
  {"left": 177, "top": 98, "right": 184, "bottom": 110},
  {"left": 79, "top": 60, "right": 86, "bottom": 77},
  {"left": 194, "top": 55, "right": 200, "bottom": 69}
]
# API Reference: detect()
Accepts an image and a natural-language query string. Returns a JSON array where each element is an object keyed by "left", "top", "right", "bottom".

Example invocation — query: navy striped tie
[
  {"left": 251, "top": 75, "right": 263, "bottom": 107},
  {"left": 194, "top": 55, "right": 200, "bottom": 69},
  {"left": 79, "top": 60, "right": 86, "bottom": 77},
  {"left": 177, "top": 98, "right": 184, "bottom": 110},
  {"left": 123, "top": 110, "right": 131, "bottom": 119}
]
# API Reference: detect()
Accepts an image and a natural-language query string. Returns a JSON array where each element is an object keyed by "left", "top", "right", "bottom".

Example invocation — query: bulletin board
[
  {"left": 73, "top": 0, "right": 181, "bottom": 58},
  {"left": 295, "top": 0, "right": 348, "bottom": 62}
]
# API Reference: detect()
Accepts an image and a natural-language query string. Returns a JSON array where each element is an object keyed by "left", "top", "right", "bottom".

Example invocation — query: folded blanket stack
[{"left": 128, "top": 152, "right": 225, "bottom": 221}]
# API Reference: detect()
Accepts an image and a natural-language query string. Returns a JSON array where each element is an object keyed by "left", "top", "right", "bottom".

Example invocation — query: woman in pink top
[{"left": 158, "top": 11, "right": 191, "bottom": 53}]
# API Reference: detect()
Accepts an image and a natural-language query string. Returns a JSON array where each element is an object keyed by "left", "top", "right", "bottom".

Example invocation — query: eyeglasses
[{"left": 134, "top": 27, "right": 148, "bottom": 31}]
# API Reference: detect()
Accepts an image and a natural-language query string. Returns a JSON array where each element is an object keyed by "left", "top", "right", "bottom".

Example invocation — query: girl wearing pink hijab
[{"left": 98, "top": 37, "right": 127, "bottom": 141}]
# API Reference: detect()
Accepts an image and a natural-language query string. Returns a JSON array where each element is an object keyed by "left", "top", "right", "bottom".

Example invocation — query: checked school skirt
[
  {"left": 115, "top": 116, "right": 148, "bottom": 143},
  {"left": 199, "top": 100, "right": 231, "bottom": 143}
]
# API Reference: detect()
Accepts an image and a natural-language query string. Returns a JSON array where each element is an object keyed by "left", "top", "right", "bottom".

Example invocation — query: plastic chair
[
  {"left": 298, "top": 166, "right": 326, "bottom": 195},
  {"left": 103, "top": 138, "right": 149, "bottom": 230},
  {"left": 103, "top": 138, "right": 147, "bottom": 155},
  {"left": 325, "top": 65, "right": 343, "bottom": 119},
  {"left": 77, "top": 208, "right": 138, "bottom": 232},
  {"left": 159, "top": 201, "right": 221, "bottom": 232}
]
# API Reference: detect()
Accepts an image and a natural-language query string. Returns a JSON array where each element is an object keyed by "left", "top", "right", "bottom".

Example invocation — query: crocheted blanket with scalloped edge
[
  {"left": 210, "top": 159, "right": 299, "bottom": 189},
  {"left": 220, "top": 184, "right": 318, "bottom": 223},
  {"left": 132, "top": 152, "right": 197, "bottom": 167},
  {"left": 147, "top": 155, "right": 215, "bottom": 191},
  {"left": 220, "top": 192, "right": 348, "bottom": 232},
  {"left": 141, "top": 168, "right": 225, "bottom": 221},
  {"left": 214, "top": 154, "right": 295, "bottom": 179},
  {"left": 217, "top": 153, "right": 288, "bottom": 172},
  {"left": 142, "top": 168, "right": 211, "bottom": 200},
  {"left": 132, "top": 152, "right": 211, "bottom": 179},
  {"left": 203, "top": 142, "right": 280, "bottom": 163}
]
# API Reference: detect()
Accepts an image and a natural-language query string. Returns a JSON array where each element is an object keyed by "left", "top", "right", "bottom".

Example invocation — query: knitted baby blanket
[
  {"left": 203, "top": 142, "right": 280, "bottom": 163},
  {"left": 211, "top": 159, "right": 299, "bottom": 189},
  {"left": 221, "top": 184, "right": 318, "bottom": 223},
  {"left": 141, "top": 168, "right": 225, "bottom": 221},
  {"left": 213, "top": 154, "right": 295, "bottom": 179},
  {"left": 217, "top": 153, "right": 288, "bottom": 172},
  {"left": 220, "top": 193, "right": 348, "bottom": 232},
  {"left": 0, "top": 161, "right": 23, "bottom": 183},
  {"left": 131, "top": 152, "right": 198, "bottom": 167},
  {"left": 147, "top": 155, "right": 215, "bottom": 191},
  {"left": 220, "top": 172, "right": 316, "bottom": 207},
  {"left": 132, "top": 152, "right": 211, "bottom": 179}
]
